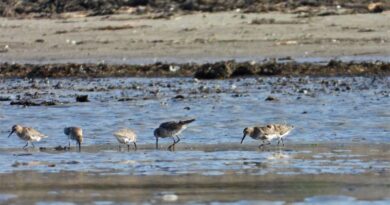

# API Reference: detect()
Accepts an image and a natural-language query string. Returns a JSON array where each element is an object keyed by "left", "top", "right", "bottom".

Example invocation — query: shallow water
[
  {"left": 0, "top": 145, "right": 388, "bottom": 175},
  {"left": 0, "top": 76, "right": 389, "bottom": 148},
  {"left": 0, "top": 76, "right": 389, "bottom": 203}
]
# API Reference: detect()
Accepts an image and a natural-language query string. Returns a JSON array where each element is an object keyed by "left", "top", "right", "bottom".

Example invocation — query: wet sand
[
  {"left": 0, "top": 172, "right": 389, "bottom": 204},
  {"left": 1, "top": 12, "right": 390, "bottom": 65},
  {"left": 0, "top": 143, "right": 389, "bottom": 204}
]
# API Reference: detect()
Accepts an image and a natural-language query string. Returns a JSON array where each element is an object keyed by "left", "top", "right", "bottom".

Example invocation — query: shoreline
[
  {"left": 1, "top": 1, "right": 388, "bottom": 18},
  {"left": 1, "top": 142, "right": 389, "bottom": 153},
  {"left": 1, "top": 11, "right": 389, "bottom": 75},
  {"left": 1, "top": 60, "right": 390, "bottom": 79}
]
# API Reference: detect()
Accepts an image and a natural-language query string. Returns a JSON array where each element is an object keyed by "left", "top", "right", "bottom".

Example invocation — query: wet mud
[
  {"left": 0, "top": 143, "right": 389, "bottom": 204},
  {"left": 1, "top": 60, "right": 390, "bottom": 79}
]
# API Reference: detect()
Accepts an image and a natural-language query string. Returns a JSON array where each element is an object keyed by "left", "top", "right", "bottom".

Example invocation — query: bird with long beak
[
  {"left": 154, "top": 119, "right": 195, "bottom": 151},
  {"left": 8, "top": 124, "right": 48, "bottom": 149},
  {"left": 64, "top": 127, "right": 83, "bottom": 152},
  {"left": 241, "top": 124, "right": 294, "bottom": 148}
]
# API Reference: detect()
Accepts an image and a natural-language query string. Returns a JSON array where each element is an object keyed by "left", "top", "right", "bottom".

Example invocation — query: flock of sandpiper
[{"left": 7, "top": 119, "right": 294, "bottom": 151}]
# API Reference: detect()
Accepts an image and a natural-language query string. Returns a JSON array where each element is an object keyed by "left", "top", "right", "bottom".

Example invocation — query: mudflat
[{"left": 0, "top": 143, "right": 389, "bottom": 204}]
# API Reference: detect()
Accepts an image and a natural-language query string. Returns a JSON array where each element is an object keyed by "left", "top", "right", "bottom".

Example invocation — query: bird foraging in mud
[
  {"left": 8, "top": 124, "right": 48, "bottom": 149},
  {"left": 64, "top": 127, "right": 83, "bottom": 152},
  {"left": 154, "top": 119, "right": 195, "bottom": 151},
  {"left": 113, "top": 128, "right": 137, "bottom": 151},
  {"left": 241, "top": 124, "right": 294, "bottom": 148}
]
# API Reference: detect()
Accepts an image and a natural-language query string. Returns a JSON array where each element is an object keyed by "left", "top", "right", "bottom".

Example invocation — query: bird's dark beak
[
  {"left": 241, "top": 133, "right": 246, "bottom": 144},
  {"left": 7, "top": 130, "right": 14, "bottom": 138}
]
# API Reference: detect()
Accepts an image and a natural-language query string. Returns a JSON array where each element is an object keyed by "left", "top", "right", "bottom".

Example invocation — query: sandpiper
[
  {"left": 64, "top": 127, "right": 83, "bottom": 152},
  {"left": 241, "top": 124, "right": 294, "bottom": 148},
  {"left": 8, "top": 124, "right": 48, "bottom": 149},
  {"left": 154, "top": 119, "right": 195, "bottom": 150},
  {"left": 113, "top": 128, "right": 137, "bottom": 151}
]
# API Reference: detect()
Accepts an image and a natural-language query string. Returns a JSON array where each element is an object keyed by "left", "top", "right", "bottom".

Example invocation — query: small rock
[
  {"left": 162, "top": 194, "right": 178, "bottom": 202},
  {"left": 10, "top": 100, "right": 57, "bottom": 106},
  {"left": 275, "top": 40, "right": 298, "bottom": 46},
  {"left": 250, "top": 18, "right": 275, "bottom": 25},
  {"left": 66, "top": 161, "right": 80, "bottom": 164},
  {"left": 71, "top": 40, "right": 83, "bottom": 45},
  {"left": 54, "top": 82, "right": 63, "bottom": 89},
  {"left": 118, "top": 97, "right": 134, "bottom": 101},
  {"left": 169, "top": 65, "right": 181, "bottom": 72},
  {"left": 368, "top": 3, "right": 384, "bottom": 13},
  {"left": 54, "top": 145, "right": 68, "bottom": 151},
  {"left": 173, "top": 95, "right": 185, "bottom": 100},
  {"left": 298, "top": 89, "right": 309, "bottom": 94},
  {"left": 76, "top": 95, "right": 89, "bottom": 102},
  {"left": 13, "top": 153, "right": 32, "bottom": 156},
  {"left": 0, "top": 96, "right": 11, "bottom": 101},
  {"left": 12, "top": 162, "right": 22, "bottom": 167},
  {"left": 194, "top": 61, "right": 233, "bottom": 79},
  {"left": 358, "top": 28, "right": 375, "bottom": 32},
  {"left": 265, "top": 96, "right": 279, "bottom": 101},
  {"left": 277, "top": 56, "right": 293, "bottom": 61}
]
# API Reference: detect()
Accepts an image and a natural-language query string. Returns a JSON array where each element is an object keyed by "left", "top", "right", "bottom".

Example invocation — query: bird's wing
[
  {"left": 179, "top": 119, "right": 195, "bottom": 125},
  {"left": 114, "top": 129, "right": 136, "bottom": 141},
  {"left": 274, "top": 124, "right": 293, "bottom": 135},
  {"left": 159, "top": 121, "right": 181, "bottom": 130},
  {"left": 26, "top": 127, "right": 47, "bottom": 138},
  {"left": 259, "top": 125, "right": 274, "bottom": 134}
]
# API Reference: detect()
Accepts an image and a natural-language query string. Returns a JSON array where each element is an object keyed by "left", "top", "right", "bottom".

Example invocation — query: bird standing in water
[
  {"left": 64, "top": 127, "right": 83, "bottom": 152},
  {"left": 113, "top": 128, "right": 137, "bottom": 151},
  {"left": 241, "top": 124, "right": 294, "bottom": 148},
  {"left": 8, "top": 124, "right": 48, "bottom": 149},
  {"left": 154, "top": 119, "right": 195, "bottom": 151}
]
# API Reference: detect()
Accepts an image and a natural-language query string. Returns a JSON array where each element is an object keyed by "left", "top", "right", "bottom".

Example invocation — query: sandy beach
[{"left": 1, "top": 11, "right": 389, "bottom": 64}]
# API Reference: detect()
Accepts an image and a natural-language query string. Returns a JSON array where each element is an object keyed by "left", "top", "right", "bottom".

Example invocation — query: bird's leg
[
  {"left": 23, "top": 142, "right": 29, "bottom": 150},
  {"left": 31, "top": 142, "right": 35, "bottom": 148},
  {"left": 175, "top": 136, "right": 181, "bottom": 144},
  {"left": 258, "top": 140, "right": 265, "bottom": 149},
  {"left": 133, "top": 142, "right": 137, "bottom": 151},
  {"left": 118, "top": 144, "right": 121, "bottom": 151},
  {"left": 155, "top": 138, "right": 159, "bottom": 150},
  {"left": 168, "top": 145, "right": 174, "bottom": 151},
  {"left": 168, "top": 137, "right": 176, "bottom": 151},
  {"left": 78, "top": 142, "right": 81, "bottom": 152},
  {"left": 281, "top": 138, "right": 284, "bottom": 146},
  {"left": 127, "top": 144, "right": 130, "bottom": 152},
  {"left": 277, "top": 139, "right": 281, "bottom": 146},
  {"left": 68, "top": 138, "right": 71, "bottom": 150}
]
